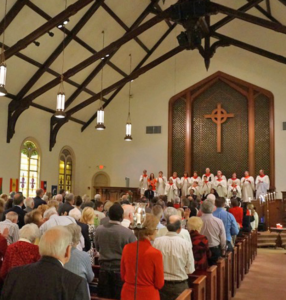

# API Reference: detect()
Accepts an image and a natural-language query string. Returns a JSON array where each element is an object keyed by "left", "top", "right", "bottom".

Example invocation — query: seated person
[{"left": 187, "top": 217, "right": 211, "bottom": 271}]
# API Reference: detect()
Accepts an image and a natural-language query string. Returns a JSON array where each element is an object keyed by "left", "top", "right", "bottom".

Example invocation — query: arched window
[
  {"left": 19, "top": 140, "right": 40, "bottom": 197},
  {"left": 59, "top": 149, "right": 73, "bottom": 192}
]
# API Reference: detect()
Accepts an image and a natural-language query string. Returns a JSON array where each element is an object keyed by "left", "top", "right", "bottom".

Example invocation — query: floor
[{"left": 233, "top": 248, "right": 286, "bottom": 300}]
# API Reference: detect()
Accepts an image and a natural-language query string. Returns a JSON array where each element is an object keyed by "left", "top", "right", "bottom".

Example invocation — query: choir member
[
  {"left": 189, "top": 171, "right": 202, "bottom": 196},
  {"left": 213, "top": 174, "right": 227, "bottom": 197},
  {"left": 215, "top": 170, "right": 226, "bottom": 181},
  {"left": 227, "top": 173, "right": 241, "bottom": 188},
  {"left": 169, "top": 172, "right": 181, "bottom": 189},
  {"left": 156, "top": 171, "right": 167, "bottom": 196},
  {"left": 139, "top": 170, "right": 149, "bottom": 197},
  {"left": 164, "top": 178, "right": 178, "bottom": 203},
  {"left": 241, "top": 171, "right": 255, "bottom": 202},
  {"left": 255, "top": 169, "right": 270, "bottom": 199},
  {"left": 201, "top": 168, "right": 214, "bottom": 195},
  {"left": 180, "top": 172, "right": 190, "bottom": 198},
  {"left": 227, "top": 182, "right": 242, "bottom": 198},
  {"left": 148, "top": 173, "right": 157, "bottom": 194}
]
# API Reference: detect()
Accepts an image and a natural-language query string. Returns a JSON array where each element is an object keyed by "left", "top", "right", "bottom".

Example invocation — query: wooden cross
[{"left": 204, "top": 103, "right": 234, "bottom": 153}]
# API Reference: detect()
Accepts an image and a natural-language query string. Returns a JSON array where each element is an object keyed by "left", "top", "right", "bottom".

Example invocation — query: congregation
[{"left": 0, "top": 174, "right": 260, "bottom": 300}]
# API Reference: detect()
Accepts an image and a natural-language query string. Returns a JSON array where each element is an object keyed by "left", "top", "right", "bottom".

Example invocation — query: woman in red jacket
[{"left": 121, "top": 214, "right": 164, "bottom": 300}]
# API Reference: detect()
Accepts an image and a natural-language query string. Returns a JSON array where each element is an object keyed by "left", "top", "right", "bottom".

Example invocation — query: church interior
[{"left": 0, "top": 0, "right": 286, "bottom": 299}]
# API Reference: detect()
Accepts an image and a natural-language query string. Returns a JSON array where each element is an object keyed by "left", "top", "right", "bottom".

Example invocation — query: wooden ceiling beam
[
  {"left": 20, "top": 7, "right": 172, "bottom": 108},
  {"left": 27, "top": 1, "right": 127, "bottom": 78},
  {"left": 210, "top": 2, "right": 286, "bottom": 34},
  {"left": 0, "top": 41, "right": 96, "bottom": 97},
  {"left": 102, "top": 3, "right": 149, "bottom": 53},
  {"left": 50, "top": 44, "right": 184, "bottom": 150},
  {"left": 0, "top": 0, "right": 30, "bottom": 35},
  {"left": 81, "top": 23, "right": 177, "bottom": 132},
  {"left": 212, "top": 32, "right": 286, "bottom": 64},
  {"left": 2, "top": 0, "right": 95, "bottom": 61}
]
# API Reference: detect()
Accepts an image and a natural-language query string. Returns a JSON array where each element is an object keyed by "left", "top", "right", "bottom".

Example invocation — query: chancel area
[{"left": 0, "top": 0, "right": 286, "bottom": 300}]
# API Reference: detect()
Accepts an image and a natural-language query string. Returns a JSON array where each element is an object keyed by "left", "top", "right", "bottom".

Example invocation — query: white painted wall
[{"left": 0, "top": 43, "right": 285, "bottom": 198}]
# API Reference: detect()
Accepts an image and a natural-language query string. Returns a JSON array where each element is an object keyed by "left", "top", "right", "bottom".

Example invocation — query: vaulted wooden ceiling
[{"left": 0, "top": 0, "right": 285, "bottom": 150}]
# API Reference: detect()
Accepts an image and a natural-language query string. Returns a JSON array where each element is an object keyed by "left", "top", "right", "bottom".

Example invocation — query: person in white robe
[
  {"left": 227, "top": 182, "right": 242, "bottom": 198},
  {"left": 180, "top": 172, "right": 191, "bottom": 198},
  {"left": 215, "top": 170, "right": 226, "bottom": 182},
  {"left": 139, "top": 170, "right": 148, "bottom": 197},
  {"left": 165, "top": 178, "right": 178, "bottom": 202},
  {"left": 169, "top": 172, "right": 181, "bottom": 189},
  {"left": 156, "top": 171, "right": 167, "bottom": 196},
  {"left": 189, "top": 171, "right": 202, "bottom": 196},
  {"left": 201, "top": 168, "right": 214, "bottom": 195},
  {"left": 227, "top": 173, "right": 241, "bottom": 188},
  {"left": 213, "top": 175, "right": 227, "bottom": 197},
  {"left": 241, "top": 171, "right": 255, "bottom": 202},
  {"left": 255, "top": 169, "right": 270, "bottom": 199}
]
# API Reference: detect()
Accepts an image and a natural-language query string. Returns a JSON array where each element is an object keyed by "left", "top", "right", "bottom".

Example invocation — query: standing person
[
  {"left": 241, "top": 171, "right": 255, "bottom": 202},
  {"left": 121, "top": 214, "right": 164, "bottom": 300},
  {"left": 169, "top": 172, "right": 181, "bottom": 189},
  {"left": 139, "top": 170, "right": 149, "bottom": 197},
  {"left": 94, "top": 200, "right": 105, "bottom": 222},
  {"left": 144, "top": 185, "right": 154, "bottom": 201},
  {"left": 153, "top": 215, "right": 195, "bottom": 300},
  {"left": 229, "top": 198, "right": 244, "bottom": 229},
  {"left": 1, "top": 226, "right": 89, "bottom": 300},
  {"left": 227, "top": 181, "right": 242, "bottom": 198},
  {"left": 215, "top": 170, "right": 226, "bottom": 181},
  {"left": 213, "top": 198, "right": 239, "bottom": 251},
  {"left": 227, "top": 173, "right": 241, "bottom": 188},
  {"left": 156, "top": 171, "right": 167, "bottom": 196},
  {"left": 33, "top": 189, "right": 46, "bottom": 209},
  {"left": 214, "top": 174, "right": 227, "bottom": 197},
  {"left": 200, "top": 200, "right": 226, "bottom": 265},
  {"left": 58, "top": 193, "right": 75, "bottom": 216},
  {"left": 164, "top": 178, "right": 178, "bottom": 203},
  {"left": 255, "top": 169, "right": 270, "bottom": 199},
  {"left": 4, "top": 193, "right": 26, "bottom": 229},
  {"left": 95, "top": 203, "right": 136, "bottom": 299},
  {"left": 180, "top": 172, "right": 190, "bottom": 198},
  {"left": 189, "top": 171, "right": 202, "bottom": 197},
  {"left": 23, "top": 197, "right": 34, "bottom": 213},
  {"left": 201, "top": 168, "right": 214, "bottom": 195},
  {"left": 148, "top": 173, "right": 157, "bottom": 195},
  {"left": 0, "top": 212, "right": 19, "bottom": 245}
]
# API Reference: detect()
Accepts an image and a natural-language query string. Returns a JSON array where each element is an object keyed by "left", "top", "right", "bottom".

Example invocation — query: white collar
[
  {"left": 19, "top": 238, "right": 31, "bottom": 244},
  {"left": 57, "top": 259, "right": 64, "bottom": 267}
]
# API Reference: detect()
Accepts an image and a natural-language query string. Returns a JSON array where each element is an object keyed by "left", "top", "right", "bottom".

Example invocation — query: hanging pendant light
[
  {"left": 0, "top": 0, "right": 8, "bottom": 97},
  {"left": 124, "top": 54, "right": 133, "bottom": 141},
  {"left": 96, "top": 31, "right": 106, "bottom": 130},
  {"left": 54, "top": 0, "right": 67, "bottom": 118}
]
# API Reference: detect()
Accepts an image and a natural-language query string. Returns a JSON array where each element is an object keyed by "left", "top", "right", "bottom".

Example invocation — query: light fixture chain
[
  {"left": 1, "top": 0, "right": 8, "bottom": 62},
  {"left": 100, "top": 31, "right": 105, "bottom": 106},
  {"left": 128, "top": 53, "right": 132, "bottom": 115}
]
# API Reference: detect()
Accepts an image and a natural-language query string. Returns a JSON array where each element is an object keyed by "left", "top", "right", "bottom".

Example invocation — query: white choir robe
[
  {"left": 201, "top": 173, "right": 214, "bottom": 195},
  {"left": 189, "top": 176, "right": 202, "bottom": 196},
  {"left": 169, "top": 177, "right": 181, "bottom": 189},
  {"left": 165, "top": 183, "right": 178, "bottom": 202},
  {"left": 241, "top": 176, "right": 255, "bottom": 202},
  {"left": 180, "top": 177, "right": 191, "bottom": 197},
  {"left": 255, "top": 175, "right": 270, "bottom": 199},
  {"left": 139, "top": 175, "right": 148, "bottom": 195},
  {"left": 214, "top": 179, "right": 227, "bottom": 197},
  {"left": 156, "top": 176, "right": 167, "bottom": 196},
  {"left": 215, "top": 175, "right": 227, "bottom": 182},
  {"left": 227, "top": 185, "right": 242, "bottom": 198},
  {"left": 227, "top": 178, "right": 241, "bottom": 188}
]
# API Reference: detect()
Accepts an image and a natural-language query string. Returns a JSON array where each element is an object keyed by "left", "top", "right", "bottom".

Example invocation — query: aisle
[{"left": 233, "top": 248, "right": 286, "bottom": 300}]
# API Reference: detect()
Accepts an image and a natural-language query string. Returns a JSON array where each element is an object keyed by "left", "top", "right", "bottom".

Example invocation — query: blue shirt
[{"left": 213, "top": 208, "right": 239, "bottom": 242}]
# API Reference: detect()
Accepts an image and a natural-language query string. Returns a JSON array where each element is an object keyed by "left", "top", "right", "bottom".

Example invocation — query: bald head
[
  {"left": 122, "top": 205, "right": 135, "bottom": 221},
  {"left": 167, "top": 214, "right": 181, "bottom": 233}
]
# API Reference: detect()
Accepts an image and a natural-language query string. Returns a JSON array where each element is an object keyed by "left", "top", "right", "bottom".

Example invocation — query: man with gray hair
[
  {"left": 200, "top": 200, "right": 226, "bottom": 265},
  {"left": 24, "top": 197, "right": 34, "bottom": 213},
  {"left": 121, "top": 204, "right": 135, "bottom": 228},
  {"left": 154, "top": 215, "right": 195, "bottom": 300},
  {"left": 58, "top": 193, "right": 75, "bottom": 216},
  {"left": 1, "top": 226, "right": 89, "bottom": 300},
  {"left": 33, "top": 188, "right": 46, "bottom": 209},
  {"left": 0, "top": 212, "right": 19, "bottom": 245}
]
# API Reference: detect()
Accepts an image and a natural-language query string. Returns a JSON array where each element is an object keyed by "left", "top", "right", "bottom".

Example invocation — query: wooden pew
[
  {"left": 188, "top": 275, "right": 207, "bottom": 300},
  {"left": 235, "top": 242, "right": 242, "bottom": 289},
  {"left": 90, "top": 297, "right": 114, "bottom": 300},
  {"left": 194, "top": 265, "right": 217, "bottom": 300},
  {"left": 243, "top": 235, "right": 249, "bottom": 274},
  {"left": 224, "top": 252, "right": 232, "bottom": 300},
  {"left": 216, "top": 258, "right": 225, "bottom": 300},
  {"left": 176, "top": 289, "right": 193, "bottom": 300},
  {"left": 237, "top": 237, "right": 245, "bottom": 281},
  {"left": 232, "top": 246, "right": 237, "bottom": 297}
]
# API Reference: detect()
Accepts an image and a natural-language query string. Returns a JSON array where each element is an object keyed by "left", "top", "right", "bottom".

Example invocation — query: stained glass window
[
  {"left": 19, "top": 141, "right": 40, "bottom": 197},
  {"left": 59, "top": 149, "right": 73, "bottom": 192}
]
